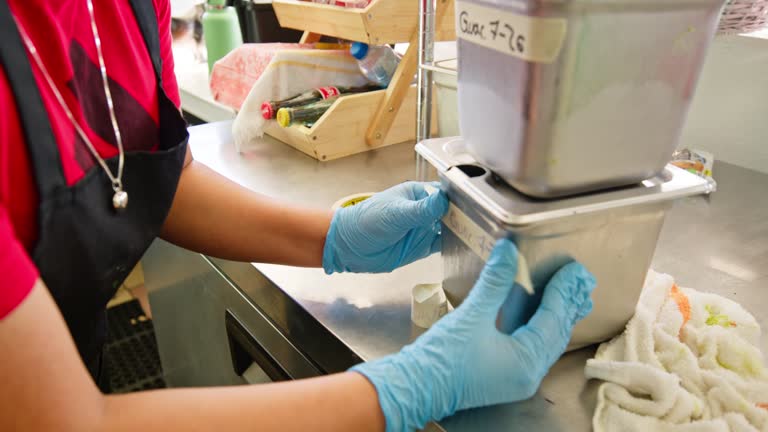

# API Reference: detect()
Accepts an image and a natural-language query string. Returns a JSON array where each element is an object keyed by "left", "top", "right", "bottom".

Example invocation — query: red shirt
[{"left": 0, "top": 0, "right": 180, "bottom": 319}]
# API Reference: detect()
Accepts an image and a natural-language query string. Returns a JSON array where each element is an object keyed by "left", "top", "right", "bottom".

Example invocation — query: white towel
[
  {"left": 231, "top": 49, "right": 370, "bottom": 153},
  {"left": 585, "top": 270, "right": 768, "bottom": 432}
]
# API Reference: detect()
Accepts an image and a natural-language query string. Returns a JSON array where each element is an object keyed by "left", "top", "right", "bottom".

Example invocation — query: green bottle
[{"left": 202, "top": 0, "right": 243, "bottom": 73}]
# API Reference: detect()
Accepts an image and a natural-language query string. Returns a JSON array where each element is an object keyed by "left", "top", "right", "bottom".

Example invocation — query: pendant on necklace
[{"left": 113, "top": 190, "right": 129, "bottom": 210}]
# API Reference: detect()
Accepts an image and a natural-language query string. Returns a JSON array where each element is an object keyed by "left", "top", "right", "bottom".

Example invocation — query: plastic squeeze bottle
[
  {"left": 276, "top": 98, "right": 338, "bottom": 127},
  {"left": 202, "top": 0, "right": 243, "bottom": 73},
  {"left": 350, "top": 42, "right": 400, "bottom": 87},
  {"left": 261, "top": 84, "right": 381, "bottom": 119}
]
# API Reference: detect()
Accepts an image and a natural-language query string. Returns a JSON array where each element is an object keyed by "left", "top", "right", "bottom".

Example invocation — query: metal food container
[
  {"left": 456, "top": 0, "right": 725, "bottom": 197},
  {"left": 417, "top": 137, "right": 712, "bottom": 349}
]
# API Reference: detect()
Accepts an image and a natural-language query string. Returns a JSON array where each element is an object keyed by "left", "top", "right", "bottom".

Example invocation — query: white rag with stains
[{"left": 585, "top": 270, "right": 768, "bottom": 431}]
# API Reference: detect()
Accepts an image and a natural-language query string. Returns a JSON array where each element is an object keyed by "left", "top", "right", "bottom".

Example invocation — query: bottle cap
[
  {"left": 350, "top": 42, "right": 369, "bottom": 60},
  {"left": 276, "top": 109, "right": 291, "bottom": 128},
  {"left": 261, "top": 102, "right": 274, "bottom": 119}
]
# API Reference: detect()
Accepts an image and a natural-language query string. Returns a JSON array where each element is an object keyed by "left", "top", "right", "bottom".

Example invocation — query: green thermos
[{"left": 202, "top": 0, "right": 243, "bottom": 73}]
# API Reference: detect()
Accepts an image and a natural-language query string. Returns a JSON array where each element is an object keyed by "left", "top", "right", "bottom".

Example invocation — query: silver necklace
[{"left": 13, "top": 0, "right": 128, "bottom": 209}]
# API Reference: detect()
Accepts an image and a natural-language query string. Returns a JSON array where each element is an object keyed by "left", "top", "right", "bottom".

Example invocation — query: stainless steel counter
[{"left": 145, "top": 121, "right": 767, "bottom": 431}]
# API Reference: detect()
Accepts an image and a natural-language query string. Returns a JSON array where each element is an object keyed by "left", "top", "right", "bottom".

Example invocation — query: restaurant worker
[{"left": 0, "top": 0, "right": 596, "bottom": 430}]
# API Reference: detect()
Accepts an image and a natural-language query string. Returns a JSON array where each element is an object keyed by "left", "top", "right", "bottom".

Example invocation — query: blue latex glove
[
  {"left": 351, "top": 239, "right": 596, "bottom": 431},
  {"left": 323, "top": 181, "right": 449, "bottom": 274}
]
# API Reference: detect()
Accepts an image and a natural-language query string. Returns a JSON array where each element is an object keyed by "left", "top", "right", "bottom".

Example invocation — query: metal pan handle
[{"left": 225, "top": 310, "right": 292, "bottom": 383}]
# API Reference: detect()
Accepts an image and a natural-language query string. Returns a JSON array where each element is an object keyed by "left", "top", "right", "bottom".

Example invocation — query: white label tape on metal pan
[
  {"left": 455, "top": 1, "right": 567, "bottom": 63},
  {"left": 443, "top": 203, "right": 534, "bottom": 294}
]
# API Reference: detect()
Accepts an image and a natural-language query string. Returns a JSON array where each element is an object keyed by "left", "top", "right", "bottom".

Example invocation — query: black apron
[{"left": 0, "top": 0, "right": 188, "bottom": 388}]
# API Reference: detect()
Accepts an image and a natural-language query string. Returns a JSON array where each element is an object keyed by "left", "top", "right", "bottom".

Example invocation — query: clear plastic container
[{"left": 350, "top": 42, "right": 400, "bottom": 87}]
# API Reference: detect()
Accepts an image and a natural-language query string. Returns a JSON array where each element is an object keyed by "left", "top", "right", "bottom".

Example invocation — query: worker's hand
[
  {"left": 351, "top": 239, "right": 596, "bottom": 431},
  {"left": 322, "top": 181, "right": 448, "bottom": 274}
]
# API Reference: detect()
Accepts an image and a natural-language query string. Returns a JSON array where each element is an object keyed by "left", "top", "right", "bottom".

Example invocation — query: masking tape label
[
  {"left": 456, "top": 1, "right": 567, "bottom": 63},
  {"left": 444, "top": 203, "right": 496, "bottom": 261},
  {"left": 443, "top": 203, "right": 534, "bottom": 294}
]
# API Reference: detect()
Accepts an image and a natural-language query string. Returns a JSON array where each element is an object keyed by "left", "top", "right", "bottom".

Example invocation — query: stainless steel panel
[
  {"left": 184, "top": 121, "right": 428, "bottom": 210},
  {"left": 143, "top": 239, "right": 320, "bottom": 387},
  {"left": 208, "top": 257, "right": 367, "bottom": 374},
  {"left": 457, "top": 0, "right": 724, "bottom": 197},
  {"left": 143, "top": 240, "right": 241, "bottom": 387}
]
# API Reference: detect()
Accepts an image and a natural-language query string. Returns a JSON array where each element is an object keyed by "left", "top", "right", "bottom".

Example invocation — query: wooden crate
[
  {"left": 264, "top": 85, "right": 436, "bottom": 161},
  {"left": 267, "top": 0, "right": 453, "bottom": 160},
  {"left": 273, "top": 0, "right": 456, "bottom": 45}
]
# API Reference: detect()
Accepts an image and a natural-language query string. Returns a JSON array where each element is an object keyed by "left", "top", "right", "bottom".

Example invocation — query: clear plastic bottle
[{"left": 350, "top": 42, "right": 400, "bottom": 87}]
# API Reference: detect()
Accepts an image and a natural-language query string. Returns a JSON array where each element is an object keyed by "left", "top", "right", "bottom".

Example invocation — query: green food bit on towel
[
  {"left": 705, "top": 305, "right": 736, "bottom": 328},
  {"left": 706, "top": 314, "right": 732, "bottom": 327}
]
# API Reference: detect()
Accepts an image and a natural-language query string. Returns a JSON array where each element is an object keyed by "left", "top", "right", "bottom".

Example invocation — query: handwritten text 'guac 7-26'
[{"left": 459, "top": 10, "right": 526, "bottom": 54}]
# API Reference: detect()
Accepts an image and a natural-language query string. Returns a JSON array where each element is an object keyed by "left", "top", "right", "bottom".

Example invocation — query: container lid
[
  {"left": 415, "top": 137, "right": 714, "bottom": 226},
  {"left": 207, "top": 0, "right": 227, "bottom": 6},
  {"left": 350, "top": 42, "right": 369, "bottom": 60}
]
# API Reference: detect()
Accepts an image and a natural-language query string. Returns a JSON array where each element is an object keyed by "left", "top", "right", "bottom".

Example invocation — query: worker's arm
[
  {"left": 1, "top": 244, "right": 595, "bottom": 431},
  {"left": 160, "top": 149, "right": 332, "bottom": 267},
  {"left": 161, "top": 147, "right": 447, "bottom": 272},
  {"left": 0, "top": 280, "right": 385, "bottom": 432}
]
